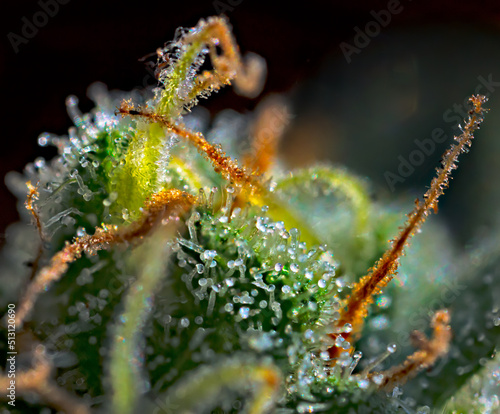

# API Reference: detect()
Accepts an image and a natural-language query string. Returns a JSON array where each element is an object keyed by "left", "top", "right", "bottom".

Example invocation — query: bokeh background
[{"left": 2, "top": 0, "right": 500, "bottom": 247}]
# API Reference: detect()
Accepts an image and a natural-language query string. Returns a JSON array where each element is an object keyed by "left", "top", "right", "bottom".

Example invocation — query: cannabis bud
[{"left": 1, "top": 15, "right": 498, "bottom": 414}]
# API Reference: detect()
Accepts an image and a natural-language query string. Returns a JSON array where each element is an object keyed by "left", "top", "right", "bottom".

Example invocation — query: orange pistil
[
  {"left": 243, "top": 96, "right": 290, "bottom": 175},
  {"left": 182, "top": 17, "right": 265, "bottom": 99},
  {"left": 16, "top": 189, "right": 195, "bottom": 328},
  {"left": 369, "top": 309, "right": 452, "bottom": 389},
  {"left": 0, "top": 346, "right": 90, "bottom": 414},
  {"left": 328, "top": 95, "right": 487, "bottom": 359},
  {"left": 118, "top": 102, "right": 263, "bottom": 195},
  {"left": 25, "top": 181, "right": 43, "bottom": 241},
  {"left": 24, "top": 181, "right": 45, "bottom": 280}
]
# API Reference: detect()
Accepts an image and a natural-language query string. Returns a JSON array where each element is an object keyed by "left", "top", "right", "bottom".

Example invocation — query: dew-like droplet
[
  {"left": 357, "top": 379, "right": 369, "bottom": 389},
  {"left": 371, "top": 374, "right": 384, "bottom": 385},
  {"left": 387, "top": 343, "right": 397, "bottom": 353},
  {"left": 239, "top": 307, "right": 250, "bottom": 319},
  {"left": 304, "top": 329, "right": 314, "bottom": 340},
  {"left": 38, "top": 134, "right": 49, "bottom": 147}
]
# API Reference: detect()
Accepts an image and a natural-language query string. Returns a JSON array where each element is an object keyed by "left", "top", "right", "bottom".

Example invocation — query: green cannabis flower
[{"left": 1, "top": 15, "right": 499, "bottom": 414}]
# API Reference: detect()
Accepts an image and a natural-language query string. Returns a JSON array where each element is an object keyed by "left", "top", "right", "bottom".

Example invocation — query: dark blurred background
[{"left": 2, "top": 0, "right": 500, "bottom": 248}]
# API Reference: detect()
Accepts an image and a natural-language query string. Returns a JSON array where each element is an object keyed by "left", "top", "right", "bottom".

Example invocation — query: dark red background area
[{"left": 1, "top": 0, "right": 500, "bottom": 247}]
